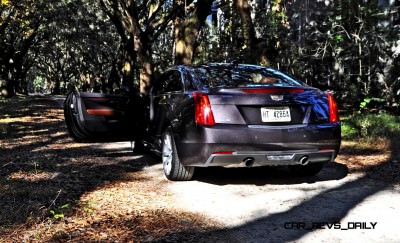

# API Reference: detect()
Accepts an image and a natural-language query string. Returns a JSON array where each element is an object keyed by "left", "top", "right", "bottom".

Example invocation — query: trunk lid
[{"left": 207, "top": 87, "right": 329, "bottom": 125}]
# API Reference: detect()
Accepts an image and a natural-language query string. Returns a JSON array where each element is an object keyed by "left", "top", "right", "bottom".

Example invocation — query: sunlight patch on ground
[
  {"left": 99, "top": 141, "right": 133, "bottom": 151},
  {"left": 337, "top": 139, "right": 393, "bottom": 171},
  {"left": 0, "top": 117, "right": 33, "bottom": 123},
  {"left": 8, "top": 171, "right": 60, "bottom": 182},
  {"left": 1, "top": 139, "right": 42, "bottom": 150},
  {"left": 337, "top": 154, "right": 390, "bottom": 170},
  {"left": 168, "top": 172, "right": 366, "bottom": 228},
  {"left": 298, "top": 187, "right": 400, "bottom": 243}
]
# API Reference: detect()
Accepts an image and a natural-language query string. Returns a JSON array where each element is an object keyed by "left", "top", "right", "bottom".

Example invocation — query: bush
[{"left": 341, "top": 113, "right": 400, "bottom": 140}]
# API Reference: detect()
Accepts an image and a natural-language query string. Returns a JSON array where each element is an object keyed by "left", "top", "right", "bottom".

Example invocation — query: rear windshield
[{"left": 184, "top": 65, "right": 305, "bottom": 90}]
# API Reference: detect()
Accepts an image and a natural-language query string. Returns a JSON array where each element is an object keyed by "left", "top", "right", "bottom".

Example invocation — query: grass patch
[{"left": 341, "top": 112, "right": 400, "bottom": 140}]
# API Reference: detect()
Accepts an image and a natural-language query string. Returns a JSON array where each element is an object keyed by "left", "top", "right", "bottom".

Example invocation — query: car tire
[
  {"left": 162, "top": 129, "right": 194, "bottom": 181},
  {"left": 288, "top": 162, "right": 325, "bottom": 176},
  {"left": 132, "top": 140, "right": 147, "bottom": 154}
]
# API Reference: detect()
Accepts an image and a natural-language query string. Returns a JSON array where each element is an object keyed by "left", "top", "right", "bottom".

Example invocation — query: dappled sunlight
[
  {"left": 7, "top": 171, "right": 60, "bottom": 183},
  {"left": 337, "top": 138, "right": 399, "bottom": 174},
  {"left": 1, "top": 138, "right": 42, "bottom": 150},
  {"left": 1, "top": 156, "right": 216, "bottom": 241},
  {"left": 1, "top": 96, "right": 400, "bottom": 241},
  {"left": 1, "top": 131, "right": 69, "bottom": 150},
  {"left": 1, "top": 0, "right": 399, "bottom": 240},
  {"left": 338, "top": 154, "right": 390, "bottom": 170},
  {"left": 0, "top": 116, "right": 33, "bottom": 123},
  {"left": 78, "top": 173, "right": 170, "bottom": 217},
  {"left": 141, "top": 163, "right": 164, "bottom": 178},
  {"left": 168, "top": 175, "right": 398, "bottom": 242},
  {"left": 17, "top": 206, "right": 219, "bottom": 242},
  {"left": 1, "top": 96, "right": 200, "bottom": 241},
  {"left": 167, "top": 169, "right": 363, "bottom": 228}
]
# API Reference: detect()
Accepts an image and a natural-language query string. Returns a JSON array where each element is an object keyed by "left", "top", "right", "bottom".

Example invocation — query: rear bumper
[
  {"left": 174, "top": 123, "right": 341, "bottom": 167},
  {"left": 204, "top": 149, "right": 335, "bottom": 167}
]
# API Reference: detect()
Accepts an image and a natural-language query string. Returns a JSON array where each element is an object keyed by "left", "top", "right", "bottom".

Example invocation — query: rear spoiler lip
[
  {"left": 201, "top": 86, "right": 317, "bottom": 95},
  {"left": 242, "top": 88, "right": 305, "bottom": 93}
]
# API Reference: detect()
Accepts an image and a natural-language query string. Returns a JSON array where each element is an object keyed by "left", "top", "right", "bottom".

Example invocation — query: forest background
[{"left": 0, "top": 0, "right": 398, "bottom": 105}]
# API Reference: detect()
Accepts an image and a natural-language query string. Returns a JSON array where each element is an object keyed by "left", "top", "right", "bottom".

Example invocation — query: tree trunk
[
  {"left": 52, "top": 79, "right": 61, "bottom": 95},
  {"left": 233, "top": 0, "right": 257, "bottom": 63},
  {"left": 121, "top": 38, "right": 137, "bottom": 93},
  {"left": 1, "top": 79, "right": 15, "bottom": 98},
  {"left": 139, "top": 57, "right": 154, "bottom": 95},
  {"left": 1, "top": 63, "right": 15, "bottom": 97},
  {"left": 99, "top": 0, "right": 188, "bottom": 95},
  {"left": 174, "top": 0, "right": 213, "bottom": 65}
]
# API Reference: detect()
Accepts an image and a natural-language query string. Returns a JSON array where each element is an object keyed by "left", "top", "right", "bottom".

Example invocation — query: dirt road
[
  {"left": 1, "top": 96, "right": 399, "bottom": 242},
  {"left": 142, "top": 145, "right": 400, "bottom": 242},
  {"left": 96, "top": 141, "right": 400, "bottom": 242}
]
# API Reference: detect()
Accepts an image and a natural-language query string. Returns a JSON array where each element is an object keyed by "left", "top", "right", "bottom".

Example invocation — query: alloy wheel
[{"left": 162, "top": 133, "right": 173, "bottom": 175}]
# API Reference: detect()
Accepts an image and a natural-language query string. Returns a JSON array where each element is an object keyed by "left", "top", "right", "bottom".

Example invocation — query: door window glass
[{"left": 161, "top": 71, "right": 183, "bottom": 93}]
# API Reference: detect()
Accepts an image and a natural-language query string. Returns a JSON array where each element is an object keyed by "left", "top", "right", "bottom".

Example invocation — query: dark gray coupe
[{"left": 64, "top": 64, "right": 341, "bottom": 181}]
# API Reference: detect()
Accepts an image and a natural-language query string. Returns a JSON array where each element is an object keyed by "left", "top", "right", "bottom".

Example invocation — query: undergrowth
[{"left": 341, "top": 112, "right": 400, "bottom": 140}]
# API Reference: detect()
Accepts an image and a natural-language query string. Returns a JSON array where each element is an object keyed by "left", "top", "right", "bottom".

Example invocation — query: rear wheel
[
  {"left": 132, "top": 140, "right": 148, "bottom": 154},
  {"left": 162, "top": 129, "right": 194, "bottom": 181},
  {"left": 289, "top": 162, "right": 325, "bottom": 176}
]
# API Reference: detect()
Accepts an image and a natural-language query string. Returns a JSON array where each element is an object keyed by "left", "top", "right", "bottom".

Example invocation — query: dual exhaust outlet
[
  {"left": 298, "top": 155, "right": 310, "bottom": 166},
  {"left": 242, "top": 155, "right": 310, "bottom": 167}
]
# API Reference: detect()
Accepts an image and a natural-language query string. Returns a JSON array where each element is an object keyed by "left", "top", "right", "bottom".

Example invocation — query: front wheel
[
  {"left": 162, "top": 129, "right": 194, "bottom": 181},
  {"left": 288, "top": 162, "right": 325, "bottom": 176}
]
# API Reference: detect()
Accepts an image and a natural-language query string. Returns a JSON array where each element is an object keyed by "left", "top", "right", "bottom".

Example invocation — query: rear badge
[{"left": 270, "top": 95, "right": 284, "bottom": 101}]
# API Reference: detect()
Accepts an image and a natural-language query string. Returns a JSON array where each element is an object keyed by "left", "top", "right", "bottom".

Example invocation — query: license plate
[{"left": 261, "top": 107, "right": 291, "bottom": 122}]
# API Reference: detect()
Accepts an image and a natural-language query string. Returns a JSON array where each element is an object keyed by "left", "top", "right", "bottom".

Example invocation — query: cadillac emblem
[{"left": 270, "top": 95, "right": 284, "bottom": 101}]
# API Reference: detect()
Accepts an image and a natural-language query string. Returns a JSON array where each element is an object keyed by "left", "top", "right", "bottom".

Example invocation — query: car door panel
[
  {"left": 64, "top": 91, "right": 144, "bottom": 142},
  {"left": 148, "top": 70, "right": 186, "bottom": 149}
]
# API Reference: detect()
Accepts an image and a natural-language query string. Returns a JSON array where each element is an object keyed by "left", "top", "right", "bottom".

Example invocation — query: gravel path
[
  {"left": 57, "top": 97, "right": 400, "bottom": 242},
  {"left": 141, "top": 157, "right": 400, "bottom": 242},
  {"left": 50, "top": 96, "right": 400, "bottom": 242},
  {"left": 3, "top": 96, "right": 398, "bottom": 242}
]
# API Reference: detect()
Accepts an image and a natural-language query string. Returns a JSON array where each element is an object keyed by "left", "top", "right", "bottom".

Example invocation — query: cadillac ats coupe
[{"left": 64, "top": 64, "right": 341, "bottom": 181}]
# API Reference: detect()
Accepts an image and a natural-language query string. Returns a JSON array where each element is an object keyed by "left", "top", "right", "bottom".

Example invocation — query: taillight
[
  {"left": 212, "top": 151, "right": 233, "bottom": 155},
  {"left": 327, "top": 93, "right": 339, "bottom": 123},
  {"left": 193, "top": 92, "right": 215, "bottom": 126}
]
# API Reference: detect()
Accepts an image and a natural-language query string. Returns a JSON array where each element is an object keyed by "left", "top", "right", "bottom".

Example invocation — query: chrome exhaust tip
[
  {"left": 243, "top": 157, "right": 255, "bottom": 167},
  {"left": 298, "top": 156, "right": 309, "bottom": 166}
]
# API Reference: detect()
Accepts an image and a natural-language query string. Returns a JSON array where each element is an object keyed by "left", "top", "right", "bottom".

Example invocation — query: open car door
[{"left": 64, "top": 91, "right": 145, "bottom": 142}]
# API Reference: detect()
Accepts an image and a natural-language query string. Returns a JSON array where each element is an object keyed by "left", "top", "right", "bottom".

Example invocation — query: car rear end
[{"left": 175, "top": 64, "right": 341, "bottom": 169}]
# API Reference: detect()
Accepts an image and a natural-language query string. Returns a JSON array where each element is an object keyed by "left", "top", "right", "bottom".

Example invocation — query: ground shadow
[
  {"left": 152, "top": 134, "right": 400, "bottom": 242},
  {"left": 1, "top": 96, "right": 399, "bottom": 242},
  {"left": 159, "top": 174, "right": 391, "bottom": 242},
  {"left": 194, "top": 162, "right": 348, "bottom": 186},
  {"left": 0, "top": 97, "right": 161, "bottom": 232}
]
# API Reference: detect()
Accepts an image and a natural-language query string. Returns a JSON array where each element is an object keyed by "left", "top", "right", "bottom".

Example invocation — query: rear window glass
[{"left": 184, "top": 65, "right": 305, "bottom": 89}]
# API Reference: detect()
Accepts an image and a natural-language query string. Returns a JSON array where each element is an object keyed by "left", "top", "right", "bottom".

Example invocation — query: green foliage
[
  {"left": 334, "top": 34, "right": 344, "bottom": 44},
  {"left": 342, "top": 113, "right": 400, "bottom": 140},
  {"left": 359, "top": 97, "right": 385, "bottom": 111},
  {"left": 1, "top": 0, "right": 399, "bottom": 103},
  {"left": 1, "top": 0, "right": 10, "bottom": 6},
  {"left": 31, "top": 76, "right": 49, "bottom": 94},
  {"left": 49, "top": 204, "right": 70, "bottom": 220},
  {"left": 48, "top": 201, "right": 95, "bottom": 221},
  {"left": 83, "top": 201, "right": 94, "bottom": 215}
]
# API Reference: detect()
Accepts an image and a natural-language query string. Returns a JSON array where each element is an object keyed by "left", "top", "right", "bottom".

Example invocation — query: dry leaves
[
  {"left": 0, "top": 96, "right": 219, "bottom": 242},
  {"left": 1, "top": 96, "right": 398, "bottom": 242}
]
